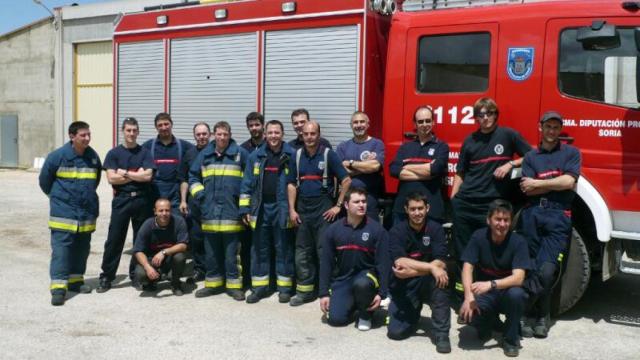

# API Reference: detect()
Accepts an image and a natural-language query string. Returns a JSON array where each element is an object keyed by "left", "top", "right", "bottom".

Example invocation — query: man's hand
[
  {"left": 242, "top": 214, "right": 251, "bottom": 227},
  {"left": 520, "top": 177, "right": 539, "bottom": 195},
  {"left": 493, "top": 162, "right": 513, "bottom": 180},
  {"left": 151, "top": 251, "right": 165, "bottom": 267},
  {"left": 145, "top": 264, "right": 160, "bottom": 281},
  {"left": 471, "top": 281, "right": 492, "bottom": 296},
  {"left": 179, "top": 201, "right": 189, "bottom": 215},
  {"left": 367, "top": 294, "right": 382, "bottom": 311},
  {"left": 431, "top": 266, "right": 449, "bottom": 288},
  {"left": 322, "top": 206, "right": 341, "bottom": 222},
  {"left": 460, "top": 298, "right": 480, "bottom": 323},
  {"left": 319, "top": 296, "right": 330, "bottom": 314},
  {"left": 393, "top": 258, "right": 420, "bottom": 279},
  {"left": 289, "top": 210, "right": 301, "bottom": 226}
]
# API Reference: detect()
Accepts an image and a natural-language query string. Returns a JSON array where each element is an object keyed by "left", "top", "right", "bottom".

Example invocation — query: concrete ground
[{"left": 1, "top": 169, "right": 640, "bottom": 360}]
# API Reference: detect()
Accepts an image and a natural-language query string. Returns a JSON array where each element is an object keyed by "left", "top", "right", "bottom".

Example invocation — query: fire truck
[{"left": 113, "top": 0, "right": 640, "bottom": 314}]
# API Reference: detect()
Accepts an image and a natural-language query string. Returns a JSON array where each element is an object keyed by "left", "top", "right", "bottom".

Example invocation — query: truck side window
[
  {"left": 559, "top": 27, "right": 640, "bottom": 109},
  {"left": 417, "top": 32, "right": 490, "bottom": 93}
]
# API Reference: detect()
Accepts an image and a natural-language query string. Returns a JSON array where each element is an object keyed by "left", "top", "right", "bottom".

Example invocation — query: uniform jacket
[
  {"left": 188, "top": 140, "right": 248, "bottom": 233},
  {"left": 239, "top": 142, "right": 294, "bottom": 230},
  {"left": 39, "top": 142, "right": 102, "bottom": 233}
]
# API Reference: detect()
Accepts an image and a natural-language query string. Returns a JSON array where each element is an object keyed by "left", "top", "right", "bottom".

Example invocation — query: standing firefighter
[
  {"left": 190, "top": 121, "right": 249, "bottom": 301},
  {"left": 39, "top": 121, "right": 102, "bottom": 306},
  {"left": 240, "top": 120, "right": 296, "bottom": 304}
]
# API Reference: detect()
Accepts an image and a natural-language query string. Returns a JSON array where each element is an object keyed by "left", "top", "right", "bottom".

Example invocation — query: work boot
[
  {"left": 502, "top": 341, "right": 520, "bottom": 357},
  {"left": 186, "top": 270, "right": 205, "bottom": 284},
  {"left": 195, "top": 287, "right": 223, "bottom": 298},
  {"left": 171, "top": 282, "right": 184, "bottom": 296},
  {"left": 68, "top": 283, "right": 92, "bottom": 294},
  {"left": 141, "top": 283, "right": 157, "bottom": 292},
  {"left": 289, "top": 294, "right": 315, "bottom": 307},
  {"left": 51, "top": 292, "right": 66, "bottom": 306},
  {"left": 533, "top": 316, "right": 549, "bottom": 338},
  {"left": 520, "top": 317, "right": 534, "bottom": 338},
  {"left": 435, "top": 336, "right": 452, "bottom": 354},
  {"left": 96, "top": 278, "right": 111, "bottom": 293},
  {"left": 357, "top": 317, "right": 372, "bottom": 331},
  {"left": 278, "top": 292, "right": 291, "bottom": 304},
  {"left": 227, "top": 289, "right": 245, "bottom": 301},
  {"left": 246, "top": 291, "right": 263, "bottom": 304}
]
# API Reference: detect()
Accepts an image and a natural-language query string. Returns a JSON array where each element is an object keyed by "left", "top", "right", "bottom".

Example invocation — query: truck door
[{"left": 404, "top": 23, "right": 499, "bottom": 185}]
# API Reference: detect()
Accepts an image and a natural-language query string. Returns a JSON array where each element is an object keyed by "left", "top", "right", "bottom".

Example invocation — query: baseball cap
[{"left": 540, "top": 111, "right": 563, "bottom": 124}]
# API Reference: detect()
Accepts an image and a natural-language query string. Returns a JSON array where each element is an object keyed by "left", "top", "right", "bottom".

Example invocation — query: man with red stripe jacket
[
  {"left": 460, "top": 200, "right": 530, "bottom": 357},
  {"left": 318, "top": 187, "right": 389, "bottom": 331},
  {"left": 519, "top": 111, "right": 581, "bottom": 339},
  {"left": 387, "top": 192, "right": 451, "bottom": 354},
  {"left": 389, "top": 106, "right": 449, "bottom": 225},
  {"left": 451, "top": 98, "right": 531, "bottom": 259}
]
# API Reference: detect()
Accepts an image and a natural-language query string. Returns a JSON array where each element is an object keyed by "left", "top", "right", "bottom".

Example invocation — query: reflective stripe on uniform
[
  {"left": 239, "top": 194, "right": 251, "bottom": 207},
  {"left": 201, "top": 219, "right": 244, "bottom": 233},
  {"left": 68, "top": 274, "right": 84, "bottom": 284},
  {"left": 50, "top": 279, "right": 68, "bottom": 290},
  {"left": 253, "top": 164, "right": 260, "bottom": 175},
  {"left": 48, "top": 217, "right": 96, "bottom": 233},
  {"left": 296, "top": 283, "right": 314, "bottom": 292},
  {"left": 557, "top": 253, "right": 564, "bottom": 262},
  {"left": 455, "top": 282, "right": 464, "bottom": 292},
  {"left": 201, "top": 164, "right": 243, "bottom": 178},
  {"left": 277, "top": 276, "right": 292, "bottom": 287},
  {"left": 226, "top": 278, "right": 243, "bottom": 289},
  {"left": 190, "top": 182, "right": 204, "bottom": 196},
  {"left": 56, "top": 167, "right": 98, "bottom": 180},
  {"left": 204, "top": 276, "right": 224, "bottom": 288},
  {"left": 252, "top": 275, "right": 270, "bottom": 287},
  {"left": 366, "top": 273, "right": 379, "bottom": 289},
  {"left": 249, "top": 215, "right": 257, "bottom": 230}
]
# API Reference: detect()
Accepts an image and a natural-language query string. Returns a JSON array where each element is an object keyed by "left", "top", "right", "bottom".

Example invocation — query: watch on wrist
[
  {"left": 508, "top": 160, "right": 516, "bottom": 167},
  {"left": 490, "top": 280, "right": 497, "bottom": 290},
  {"left": 349, "top": 159, "right": 355, "bottom": 168},
  {"left": 335, "top": 201, "right": 343, "bottom": 208},
  {"left": 161, "top": 250, "right": 168, "bottom": 256}
]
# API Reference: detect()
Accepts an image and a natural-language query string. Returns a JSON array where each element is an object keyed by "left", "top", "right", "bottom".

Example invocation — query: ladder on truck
[{"left": 401, "top": 0, "right": 542, "bottom": 11}]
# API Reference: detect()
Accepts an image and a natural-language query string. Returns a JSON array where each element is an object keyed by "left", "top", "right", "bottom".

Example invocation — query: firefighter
[
  {"left": 181, "top": 122, "right": 211, "bottom": 283},
  {"left": 336, "top": 111, "right": 385, "bottom": 221},
  {"left": 39, "top": 121, "right": 102, "bottom": 306},
  {"left": 287, "top": 121, "right": 351, "bottom": 306},
  {"left": 451, "top": 98, "right": 531, "bottom": 260},
  {"left": 287, "top": 108, "right": 332, "bottom": 151},
  {"left": 97, "top": 117, "right": 154, "bottom": 293},
  {"left": 318, "top": 187, "right": 389, "bottom": 330},
  {"left": 389, "top": 106, "right": 449, "bottom": 224},
  {"left": 387, "top": 192, "right": 451, "bottom": 354},
  {"left": 240, "top": 120, "right": 295, "bottom": 304},
  {"left": 240, "top": 111, "right": 265, "bottom": 153},
  {"left": 143, "top": 112, "right": 194, "bottom": 213},
  {"left": 459, "top": 200, "right": 530, "bottom": 358},
  {"left": 519, "top": 111, "right": 581, "bottom": 338},
  {"left": 190, "top": 121, "right": 249, "bottom": 301},
  {"left": 133, "top": 198, "right": 188, "bottom": 296}
]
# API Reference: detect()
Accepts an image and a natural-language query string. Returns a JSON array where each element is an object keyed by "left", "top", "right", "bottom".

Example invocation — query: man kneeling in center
[
  {"left": 133, "top": 198, "right": 188, "bottom": 296},
  {"left": 318, "top": 187, "right": 390, "bottom": 331}
]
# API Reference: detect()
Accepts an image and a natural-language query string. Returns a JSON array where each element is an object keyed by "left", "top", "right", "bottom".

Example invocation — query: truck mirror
[{"left": 577, "top": 20, "right": 620, "bottom": 50}]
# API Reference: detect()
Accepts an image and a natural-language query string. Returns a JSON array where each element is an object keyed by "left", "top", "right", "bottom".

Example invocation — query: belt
[
  {"left": 530, "top": 197, "right": 570, "bottom": 210},
  {"left": 115, "top": 190, "right": 147, "bottom": 198}
]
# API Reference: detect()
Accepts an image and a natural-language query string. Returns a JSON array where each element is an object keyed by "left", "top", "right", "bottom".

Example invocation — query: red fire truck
[{"left": 113, "top": 0, "right": 640, "bottom": 314}]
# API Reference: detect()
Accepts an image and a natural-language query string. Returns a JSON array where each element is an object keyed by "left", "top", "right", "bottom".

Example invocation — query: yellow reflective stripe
[
  {"left": 78, "top": 223, "right": 96, "bottom": 233},
  {"left": 56, "top": 167, "right": 98, "bottom": 179},
  {"left": 201, "top": 223, "right": 244, "bottom": 233},
  {"left": 204, "top": 280, "right": 224, "bottom": 288},
  {"left": 284, "top": 168, "right": 289, "bottom": 175},
  {"left": 226, "top": 279, "right": 243, "bottom": 289},
  {"left": 252, "top": 279, "right": 270, "bottom": 287},
  {"left": 50, "top": 283, "right": 68, "bottom": 290},
  {"left": 277, "top": 279, "right": 292, "bottom": 287},
  {"left": 249, "top": 221, "right": 257, "bottom": 230},
  {"left": 49, "top": 220, "right": 78, "bottom": 232},
  {"left": 190, "top": 184, "right": 204, "bottom": 196},
  {"left": 202, "top": 169, "right": 243, "bottom": 177},
  {"left": 296, "top": 284, "right": 314, "bottom": 292},
  {"left": 239, "top": 198, "right": 250, "bottom": 206},
  {"left": 367, "top": 273, "right": 380, "bottom": 289},
  {"left": 557, "top": 253, "right": 564, "bottom": 262},
  {"left": 455, "top": 282, "right": 464, "bottom": 292},
  {"left": 385, "top": 316, "right": 390, "bottom": 325},
  {"left": 68, "top": 276, "right": 84, "bottom": 284},
  {"left": 253, "top": 166, "right": 260, "bottom": 175}
]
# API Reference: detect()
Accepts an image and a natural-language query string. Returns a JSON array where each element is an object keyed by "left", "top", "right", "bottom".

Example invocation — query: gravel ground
[{"left": 1, "top": 169, "right": 640, "bottom": 359}]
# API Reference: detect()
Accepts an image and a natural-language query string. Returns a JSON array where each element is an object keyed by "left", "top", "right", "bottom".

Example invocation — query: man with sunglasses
[
  {"left": 389, "top": 106, "right": 449, "bottom": 225},
  {"left": 451, "top": 98, "right": 531, "bottom": 260}
]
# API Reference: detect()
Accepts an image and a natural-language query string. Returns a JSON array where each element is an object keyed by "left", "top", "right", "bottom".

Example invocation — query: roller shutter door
[
  {"left": 263, "top": 26, "right": 360, "bottom": 146},
  {"left": 117, "top": 41, "right": 165, "bottom": 142},
  {"left": 170, "top": 33, "right": 257, "bottom": 141}
]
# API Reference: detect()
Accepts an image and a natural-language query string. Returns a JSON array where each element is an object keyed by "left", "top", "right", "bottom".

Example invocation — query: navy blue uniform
[
  {"left": 287, "top": 145, "right": 348, "bottom": 298},
  {"left": 99, "top": 144, "right": 155, "bottom": 282},
  {"left": 337, "top": 137, "right": 385, "bottom": 220},
  {"left": 240, "top": 138, "right": 264, "bottom": 154},
  {"left": 319, "top": 217, "right": 390, "bottom": 326},
  {"left": 143, "top": 136, "right": 194, "bottom": 210},
  {"left": 389, "top": 137, "right": 449, "bottom": 223},
  {"left": 461, "top": 228, "right": 530, "bottom": 346},
  {"left": 387, "top": 219, "right": 451, "bottom": 340},
  {"left": 182, "top": 144, "right": 207, "bottom": 276},
  {"left": 452, "top": 127, "right": 531, "bottom": 258},
  {"left": 521, "top": 142, "right": 581, "bottom": 319}
]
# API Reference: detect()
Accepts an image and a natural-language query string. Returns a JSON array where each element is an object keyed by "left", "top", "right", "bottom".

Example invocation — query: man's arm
[
  {"left": 106, "top": 169, "right": 130, "bottom": 185},
  {"left": 451, "top": 173, "right": 464, "bottom": 198},
  {"left": 179, "top": 181, "right": 189, "bottom": 215},
  {"left": 126, "top": 168, "right": 152, "bottom": 182},
  {"left": 287, "top": 184, "right": 300, "bottom": 225},
  {"left": 38, "top": 153, "right": 57, "bottom": 195},
  {"left": 459, "top": 262, "right": 479, "bottom": 323},
  {"left": 520, "top": 174, "right": 576, "bottom": 196}
]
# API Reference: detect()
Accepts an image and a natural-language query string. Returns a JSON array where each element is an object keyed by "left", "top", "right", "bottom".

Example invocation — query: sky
[{"left": 0, "top": 0, "right": 108, "bottom": 36}]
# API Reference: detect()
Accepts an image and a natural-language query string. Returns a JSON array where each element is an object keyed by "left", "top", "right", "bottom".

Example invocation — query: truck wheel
[{"left": 552, "top": 228, "right": 591, "bottom": 315}]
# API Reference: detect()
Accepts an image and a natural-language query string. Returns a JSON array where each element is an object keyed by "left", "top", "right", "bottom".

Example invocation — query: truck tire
[{"left": 552, "top": 228, "right": 591, "bottom": 315}]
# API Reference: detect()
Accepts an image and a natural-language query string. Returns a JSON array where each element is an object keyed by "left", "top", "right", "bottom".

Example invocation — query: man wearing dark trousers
[
  {"left": 287, "top": 121, "right": 351, "bottom": 306},
  {"left": 519, "top": 111, "right": 581, "bottom": 338},
  {"left": 460, "top": 200, "right": 530, "bottom": 357},
  {"left": 319, "top": 188, "right": 389, "bottom": 331},
  {"left": 98, "top": 117, "right": 154, "bottom": 292},
  {"left": 133, "top": 198, "right": 188, "bottom": 296},
  {"left": 387, "top": 192, "right": 451, "bottom": 354}
]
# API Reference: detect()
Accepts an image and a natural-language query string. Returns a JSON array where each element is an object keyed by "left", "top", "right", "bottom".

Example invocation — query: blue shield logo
[{"left": 507, "top": 47, "right": 534, "bottom": 81}]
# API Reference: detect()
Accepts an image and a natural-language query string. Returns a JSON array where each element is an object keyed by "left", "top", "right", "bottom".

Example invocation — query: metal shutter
[
  {"left": 170, "top": 33, "right": 257, "bottom": 142},
  {"left": 117, "top": 41, "right": 165, "bottom": 142},
  {"left": 263, "top": 26, "right": 360, "bottom": 146}
]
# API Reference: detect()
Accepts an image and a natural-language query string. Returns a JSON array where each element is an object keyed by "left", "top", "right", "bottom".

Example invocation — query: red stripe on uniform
[
  {"left": 403, "top": 158, "right": 431, "bottom": 164},
  {"left": 469, "top": 156, "right": 511, "bottom": 165},
  {"left": 408, "top": 251, "right": 423, "bottom": 258},
  {"left": 154, "top": 159, "right": 179, "bottom": 164},
  {"left": 478, "top": 266, "right": 511, "bottom": 277},
  {"left": 536, "top": 170, "right": 563, "bottom": 179},
  {"left": 336, "top": 244, "right": 375, "bottom": 253},
  {"left": 300, "top": 175, "right": 323, "bottom": 180},
  {"left": 265, "top": 167, "right": 278, "bottom": 172}
]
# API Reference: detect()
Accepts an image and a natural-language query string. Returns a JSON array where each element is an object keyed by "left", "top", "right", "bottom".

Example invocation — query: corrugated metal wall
[
  {"left": 117, "top": 41, "right": 164, "bottom": 142},
  {"left": 169, "top": 33, "right": 257, "bottom": 142},
  {"left": 263, "top": 25, "right": 360, "bottom": 146}
]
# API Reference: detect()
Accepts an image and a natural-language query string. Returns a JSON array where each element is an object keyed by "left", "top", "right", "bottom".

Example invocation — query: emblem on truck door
[{"left": 507, "top": 47, "right": 534, "bottom": 81}]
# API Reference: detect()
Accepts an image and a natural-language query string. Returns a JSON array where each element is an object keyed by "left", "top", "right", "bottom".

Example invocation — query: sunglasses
[
  {"left": 415, "top": 118, "right": 433, "bottom": 125},
  {"left": 475, "top": 111, "right": 496, "bottom": 118}
]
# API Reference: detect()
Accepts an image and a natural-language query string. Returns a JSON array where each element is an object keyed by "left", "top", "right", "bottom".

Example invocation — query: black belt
[
  {"left": 529, "top": 197, "right": 570, "bottom": 210},
  {"left": 115, "top": 190, "right": 147, "bottom": 198}
]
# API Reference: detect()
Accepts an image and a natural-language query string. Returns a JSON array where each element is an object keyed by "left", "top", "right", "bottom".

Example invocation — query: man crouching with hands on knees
[
  {"left": 387, "top": 192, "right": 451, "bottom": 354},
  {"left": 133, "top": 198, "right": 189, "bottom": 296},
  {"left": 459, "top": 199, "right": 530, "bottom": 357},
  {"left": 318, "top": 187, "right": 389, "bottom": 331}
]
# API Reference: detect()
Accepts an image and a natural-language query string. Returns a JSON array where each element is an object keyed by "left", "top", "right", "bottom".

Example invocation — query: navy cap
[{"left": 540, "top": 111, "right": 563, "bottom": 124}]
